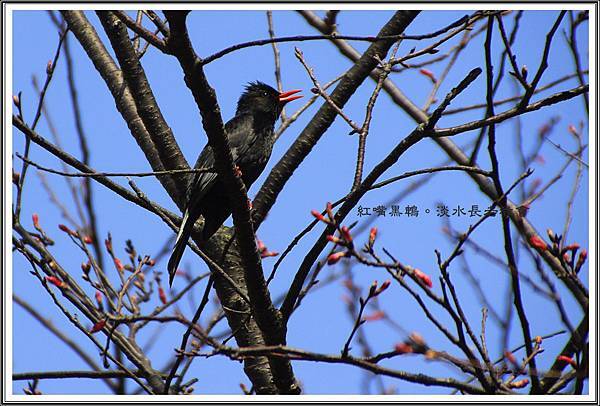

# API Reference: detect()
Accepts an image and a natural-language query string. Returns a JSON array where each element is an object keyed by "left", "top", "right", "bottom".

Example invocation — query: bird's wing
[
  {"left": 183, "top": 114, "right": 256, "bottom": 214},
  {"left": 186, "top": 144, "right": 218, "bottom": 208},
  {"left": 224, "top": 113, "right": 257, "bottom": 164}
]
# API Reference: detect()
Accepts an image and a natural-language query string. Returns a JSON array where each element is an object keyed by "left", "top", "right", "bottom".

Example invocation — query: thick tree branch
[
  {"left": 60, "top": 11, "right": 187, "bottom": 208},
  {"left": 164, "top": 10, "right": 297, "bottom": 394},
  {"left": 96, "top": 11, "right": 189, "bottom": 204}
]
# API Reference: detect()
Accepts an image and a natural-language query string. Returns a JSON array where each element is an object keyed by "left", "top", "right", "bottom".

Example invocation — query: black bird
[{"left": 168, "top": 82, "right": 302, "bottom": 286}]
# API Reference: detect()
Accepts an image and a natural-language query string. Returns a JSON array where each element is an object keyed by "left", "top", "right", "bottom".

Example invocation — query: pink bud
[
  {"left": 368, "top": 227, "right": 378, "bottom": 247},
  {"left": 327, "top": 251, "right": 347, "bottom": 265},
  {"left": 311, "top": 210, "right": 326, "bottom": 223},
  {"left": 90, "top": 319, "right": 106, "bottom": 333},
  {"left": 394, "top": 342, "right": 413, "bottom": 354},
  {"left": 414, "top": 268, "right": 432, "bottom": 288},
  {"left": 419, "top": 68, "right": 437, "bottom": 83},
  {"left": 557, "top": 355, "right": 577, "bottom": 367},
  {"left": 158, "top": 286, "right": 167, "bottom": 305},
  {"left": 45, "top": 275, "right": 64, "bottom": 288},
  {"left": 32, "top": 213, "right": 40, "bottom": 229},
  {"left": 529, "top": 235, "right": 548, "bottom": 251},
  {"left": 363, "top": 310, "right": 385, "bottom": 321},
  {"left": 340, "top": 226, "right": 352, "bottom": 243},
  {"left": 374, "top": 279, "right": 391, "bottom": 296},
  {"left": 113, "top": 258, "right": 124, "bottom": 272}
]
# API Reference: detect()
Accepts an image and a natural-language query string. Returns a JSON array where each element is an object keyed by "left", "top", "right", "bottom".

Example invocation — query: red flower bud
[
  {"left": 113, "top": 258, "right": 124, "bottom": 272},
  {"left": 147, "top": 259, "right": 156, "bottom": 266},
  {"left": 568, "top": 124, "right": 578, "bottom": 137},
  {"left": 90, "top": 319, "right": 106, "bottom": 333},
  {"left": 326, "top": 234, "right": 344, "bottom": 245},
  {"left": 95, "top": 290, "right": 103, "bottom": 307},
  {"left": 158, "top": 286, "right": 167, "bottom": 305},
  {"left": 261, "top": 250, "right": 279, "bottom": 259},
  {"left": 325, "top": 202, "right": 334, "bottom": 221},
  {"left": 564, "top": 243, "right": 580, "bottom": 251},
  {"left": 576, "top": 249, "right": 587, "bottom": 268},
  {"left": 557, "top": 355, "right": 577, "bottom": 367},
  {"left": 529, "top": 235, "right": 548, "bottom": 251},
  {"left": 374, "top": 279, "right": 391, "bottom": 296},
  {"left": 81, "top": 261, "right": 91, "bottom": 273},
  {"left": 104, "top": 236, "right": 113, "bottom": 253},
  {"left": 327, "top": 251, "right": 347, "bottom": 265},
  {"left": 413, "top": 268, "right": 432, "bottom": 288},
  {"left": 368, "top": 227, "right": 378, "bottom": 247},
  {"left": 409, "top": 332, "right": 426, "bottom": 348},
  {"left": 83, "top": 235, "right": 93, "bottom": 244},
  {"left": 563, "top": 252, "right": 570, "bottom": 262},
  {"left": 504, "top": 350, "right": 517, "bottom": 365},
  {"left": 32, "top": 213, "right": 40, "bottom": 229},
  {"left": 394, "top": 342, "right": 413, "bottom": 354},
  {"left": 509, "top": 378, "right": 529, "bottom": 389},
  {"left": 58, "top": 224, "right": 77, "bottom": 236},
  {"left": 46, "top": 60, "right": 53, "bottom": 75},
  {"left": 419, "top": 68, "right": 437, "bottom": 83},
  {"left": 45, "top": 275, "right": 64, "bottom": 288},
  {"left": 340, "top": 226, "right": 352, "bottom": 243},
  {"left": 311, "top": 210, "right": 327, "bottom": 223},
  {"left": 363, "top": 310, "right": 385, "bottom": 322},
  {"left": 368, "top": 280, "right": 378, "bottom": 297}
]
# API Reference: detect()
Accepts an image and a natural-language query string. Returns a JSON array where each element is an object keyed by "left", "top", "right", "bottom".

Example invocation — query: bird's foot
[{"left": 234, "top": 165, "right": 243, "bottom": 178}]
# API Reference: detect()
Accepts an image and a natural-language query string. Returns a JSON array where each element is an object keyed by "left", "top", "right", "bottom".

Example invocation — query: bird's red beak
[{"left": 279, "top": 89, "right": 303, "bottom": 104}]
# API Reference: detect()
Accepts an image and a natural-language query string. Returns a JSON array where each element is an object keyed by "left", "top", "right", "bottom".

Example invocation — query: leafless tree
[{"left": 12, "top": 9, "right": 589, "bottom": 395}]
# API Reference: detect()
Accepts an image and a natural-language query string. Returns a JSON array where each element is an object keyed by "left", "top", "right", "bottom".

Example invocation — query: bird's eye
[{"left": 263, "top": 91, "right": 268, "bottom": 97}]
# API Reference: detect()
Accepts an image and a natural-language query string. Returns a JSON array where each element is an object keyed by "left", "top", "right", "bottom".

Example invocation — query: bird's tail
[{"left": 167, "top": 209, "right": 196, "bottom": 287}]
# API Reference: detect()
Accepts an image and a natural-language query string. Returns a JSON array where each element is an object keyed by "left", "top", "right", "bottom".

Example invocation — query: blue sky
[{"left": 11, "top": 8, "right": 590, "bottom": 395}]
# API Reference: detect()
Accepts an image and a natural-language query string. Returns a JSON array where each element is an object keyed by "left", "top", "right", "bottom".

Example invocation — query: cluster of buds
[
  {"left": 81, "top": 261, "right": 91, "bottom": 281},
  {"left": 312, "top": 202, "right": 355, "bottom": 266},
  {"left": 367, "top": 279, "right": 391, "bottom": 298},
  {"left": 394, "top": 332, "right": 431, "bottom": 356},
  {"left": 533, "top": 229, "right": 588, "bottom": 274},
  {"left": 257, "top": 238, "right": 279, "bottom": 259},
  {"left": 311, "top": 202, "right": 335, "bottom": 225}
]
